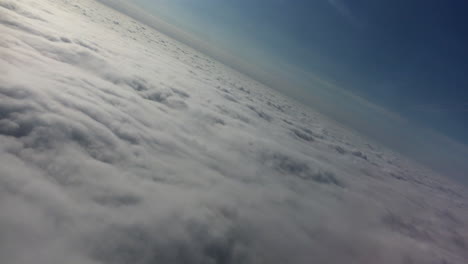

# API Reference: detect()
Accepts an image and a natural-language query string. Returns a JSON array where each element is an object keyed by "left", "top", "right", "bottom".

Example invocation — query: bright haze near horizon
[
  {"left": 131, "top": 0, "right": 468, "bottom": 182},
  {"left": 1, "top": 0, "right": 468, "bottom": 263}
]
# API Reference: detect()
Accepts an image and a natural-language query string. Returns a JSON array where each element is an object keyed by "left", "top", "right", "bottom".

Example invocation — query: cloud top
[{"left": 0, "top": 0, "right": 467, "bottom": 263}]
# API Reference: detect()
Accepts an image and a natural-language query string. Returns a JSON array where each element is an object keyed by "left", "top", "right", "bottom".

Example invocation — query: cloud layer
[{"left": 0, "top": 0, "right": 467, "bottom": 263}]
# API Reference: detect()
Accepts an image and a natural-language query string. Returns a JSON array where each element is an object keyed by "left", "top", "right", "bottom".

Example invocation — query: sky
[
  {"left": 133, "top": 0, "right": 468, "bottom": 145},
  {"left": 110, "top": 0, "right": 468, "bottom": 181}
]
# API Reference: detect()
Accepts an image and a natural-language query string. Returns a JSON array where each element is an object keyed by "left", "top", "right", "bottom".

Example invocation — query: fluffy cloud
[{"left": 0, "top": 0, "right": 467, "bottom": 263}]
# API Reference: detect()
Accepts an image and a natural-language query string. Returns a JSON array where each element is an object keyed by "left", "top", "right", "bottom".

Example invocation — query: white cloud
[{"left": 0, "top": 0, "right": 467, "bottom": 263}]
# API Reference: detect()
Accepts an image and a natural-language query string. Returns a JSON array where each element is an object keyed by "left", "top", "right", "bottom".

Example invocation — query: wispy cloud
[
  {"left": 414, "top": 103, "right": 468, "bottom": 113},
  {"left": 327, "top": 0, "right": 363, "bottom": 28}
]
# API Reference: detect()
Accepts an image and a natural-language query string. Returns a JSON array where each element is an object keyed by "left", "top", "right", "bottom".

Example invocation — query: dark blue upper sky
[{"left": 137, "top": 0, "right": 468, "bottom": 144}]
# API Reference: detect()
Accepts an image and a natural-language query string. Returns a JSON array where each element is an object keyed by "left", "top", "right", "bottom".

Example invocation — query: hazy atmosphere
[
  {"left": 127, "top": 0, "right": 468, "bottom": 182},
  {"left": 136, "top": 0, "right": 468, "bottom": 141}
]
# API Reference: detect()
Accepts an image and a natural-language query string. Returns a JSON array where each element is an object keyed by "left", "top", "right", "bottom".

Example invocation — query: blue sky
[
  {"left": 128, "top": 0, "right": 468, "bottom": 180},
  {"left": 134, "top": 0, "right": 468, "bottom": 143}
]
